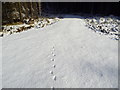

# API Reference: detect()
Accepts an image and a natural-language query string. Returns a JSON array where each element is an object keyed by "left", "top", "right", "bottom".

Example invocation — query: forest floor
[{"left": 1, "top": 15, "right": 118, "bottom": 88}]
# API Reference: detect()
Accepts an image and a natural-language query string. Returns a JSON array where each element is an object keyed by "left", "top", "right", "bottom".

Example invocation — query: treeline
[
  {"left": 42, "top": 2, "right": 120, "bottom": 16},
  {"left": 2, "top": 2, "right": 41, "bottom": 25},
  {"left": 2, "top": 2, "right": 120, "bottom": 25}
]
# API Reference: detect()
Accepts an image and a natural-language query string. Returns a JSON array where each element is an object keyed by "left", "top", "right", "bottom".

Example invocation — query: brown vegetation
[{"left": 2, "top": 2, "right": 41, "bottom": 25}]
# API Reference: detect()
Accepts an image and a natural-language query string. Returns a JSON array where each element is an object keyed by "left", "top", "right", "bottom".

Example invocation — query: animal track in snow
[
  {"left": 52, "top": 46, "right": 55, "bottom": 50},
  {"left": 53, "top": 65, "right": 56, "bottom": 68},
  {"left": 51, "top": 86, "right": 54, "bottom": 90},
  {"left": 52, "top": 54, "right": 56, "bottom": 56},
  {"left": 51, "top": 52, "right": 54, "bottom": 54},
  {"left": 51, "top": 58, "right": 54, "bottom": 61},
  {"left": 53, "top": 76, "right": 56, "bottom": 81},
  {"left": 50, "top": 71, "right": 53, "bottom": 74},
  {"left": 49, "top": 46, "right": 57, "bottom": 88}
]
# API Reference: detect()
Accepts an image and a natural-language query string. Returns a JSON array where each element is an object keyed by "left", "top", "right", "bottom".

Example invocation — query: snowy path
[{"left": 2, "top": 18, "right": 118, "bottom": 88}]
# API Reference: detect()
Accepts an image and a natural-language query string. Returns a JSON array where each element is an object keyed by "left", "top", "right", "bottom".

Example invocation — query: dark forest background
[
  {"left": 42, "top": 2, "right": 120, "bottom": 16},
  {"left": 2, "top": 2, "right": 120, "bottom": 24},
  {"left": 2, "top": 2, "right": 41, "bottom": 24}
]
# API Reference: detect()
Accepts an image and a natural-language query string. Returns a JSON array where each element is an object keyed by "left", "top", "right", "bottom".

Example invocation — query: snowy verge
[
  {"left": 1, "top": 17, "right": 60, "bottom": 37},
  {"left": 84, "top": 16, "right": 120, "bottom": 40}
]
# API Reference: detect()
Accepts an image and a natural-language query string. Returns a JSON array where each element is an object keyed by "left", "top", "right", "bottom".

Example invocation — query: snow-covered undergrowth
[
  {"left": 1, "top": 17, "right": 60, "bottom": 37},
  {"left": 84, "top": 16, "right": 120, "bottom": 40}
]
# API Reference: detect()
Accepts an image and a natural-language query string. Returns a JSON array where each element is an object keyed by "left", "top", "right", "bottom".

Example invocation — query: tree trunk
[
  {"left": 18, "top": 2, "right": 22, "bottom": 21},
  {"left": 30, "top": 2, "right": 33, "bottom": 18}
]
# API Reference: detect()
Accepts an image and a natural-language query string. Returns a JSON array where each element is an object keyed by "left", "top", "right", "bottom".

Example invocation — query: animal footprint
[
  {"left": 51, "top": 58, "right": 54, "bottom": 61},
  {"left": 52, "top": 54, "right": 56, "bottom": 56},
  {"left": 53, "top": 76, "right": 56, "bottom": 81},
  {"left": 52, "top": 47, "right": 55, "bottom": 51},
  {"left": 51, "top": 86, "right": 54, "bottom": 90},
  {"left": 53, "top": 65, "right": 56, "bottom": 68},
  {"left": 50, "top": 71, "right": 53, "bottom": 74}
]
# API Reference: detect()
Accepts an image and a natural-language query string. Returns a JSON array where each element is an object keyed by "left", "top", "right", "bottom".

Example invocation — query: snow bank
[
  {"left": 1, "top": 17, "right": 60, "bottom": 37},
  {"left": 84, "top": 16, "right": 120, "bottom": 40}
]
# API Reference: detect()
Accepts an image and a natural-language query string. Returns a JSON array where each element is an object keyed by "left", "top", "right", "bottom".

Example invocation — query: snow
[
  {"left": 84, "top": 16, "right": 119, "bottom": 40},
  {"left": 1, "top": 17, "right": 59, "bottom": 37},
  {"left": 0, "top": 37, "right": 2, "bottom": 89},
  {"left": 2, "top": 16, "right": 118, "bottom": 88}
]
